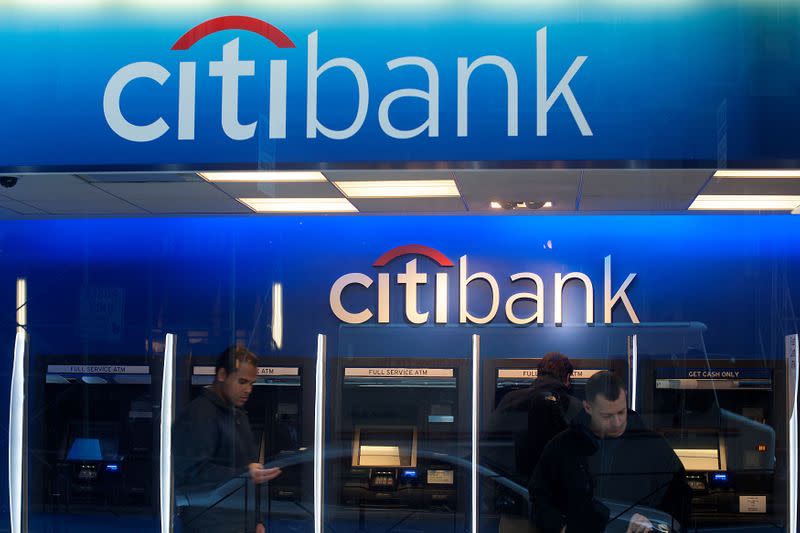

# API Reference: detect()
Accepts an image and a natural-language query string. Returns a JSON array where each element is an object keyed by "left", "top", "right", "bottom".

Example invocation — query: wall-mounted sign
[
  {"left": 47, "top": 365, "right": 150, "bottom": 375},
  {"left": 344, "top": 368, "right": 454, "bottom": 378},
  {"left": 1, "top": 5, "right": 797, "bottom": 169},
  {"left": 330, "top": 244, "right": 638, "bottom": 326},
  {"left": 497, "top": 368, "right": 603, "bottom": 379},
  {"left": 655, "top": 368, "right": 772, "bottom": 390},
  {"left": 656, "top": 368, "right": 771, "bottom": 380},
  {"left": 193, "top": 365, "right": 300, "bottom": 376}
]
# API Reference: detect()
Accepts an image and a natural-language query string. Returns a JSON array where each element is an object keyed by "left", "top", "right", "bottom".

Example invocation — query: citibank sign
[
  {"left": 329, "top": 245, "right": 639, "bottom": 326},
  {"left": 103, "top": 16, "right": 591, "bottom": 143}
]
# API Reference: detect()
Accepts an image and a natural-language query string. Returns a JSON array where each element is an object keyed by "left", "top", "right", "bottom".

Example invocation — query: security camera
[{"left": 0, "top": 176, "right": 18, "bottom": 188}]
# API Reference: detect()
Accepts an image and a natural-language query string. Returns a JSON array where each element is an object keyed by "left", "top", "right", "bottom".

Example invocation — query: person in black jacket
[
  {"left": 525, "top": 353, "right": 583, "bottom": 477},
  {"left": 530, "top": 371, "right": 690, "bottom": 533},
  {"left": 486, "top": 352, "right": 581, "bottom": 485},
  {"left": 173, "top": 346, "right": 281, "bottom": 532}
]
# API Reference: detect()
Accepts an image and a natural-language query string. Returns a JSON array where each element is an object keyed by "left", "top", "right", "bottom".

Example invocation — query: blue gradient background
[{"left": 1, "top": 2, "right": 799, "bottom": 169}]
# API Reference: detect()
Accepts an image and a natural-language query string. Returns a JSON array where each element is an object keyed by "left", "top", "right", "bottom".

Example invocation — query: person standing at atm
[
  {"left": 173, "top": 346, "right": 282, "bottom": 530},
  {"left": 487, "top": 352, "right": 581, "bottom": 484},
  {"left": 530, "top": 372, "right": 690, "bottom": 533},
  {"left": 524, "top": 352, "right": 583, "bottom": 476}
]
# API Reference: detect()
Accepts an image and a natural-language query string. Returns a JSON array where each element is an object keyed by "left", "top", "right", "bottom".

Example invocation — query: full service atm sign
[
  {"left": 103, "top": 16, "right": 592, "bottom": 143},
  {"left": 329, "top": 245, "right": 639, "bottom": 326}
]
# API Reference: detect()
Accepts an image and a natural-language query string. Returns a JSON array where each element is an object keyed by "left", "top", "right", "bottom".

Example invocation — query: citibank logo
[
  {"left": 329, "top": 245, "right": 639, "bottom": 326},
  {"left": 103, "top": 16, "right": 592, "bottom": 143}
]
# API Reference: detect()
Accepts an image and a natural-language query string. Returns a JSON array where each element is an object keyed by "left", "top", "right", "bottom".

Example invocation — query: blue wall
[
  {"left": 0, "top": 213, "right": 798, "bottom": 529},
  {"left": 0, "top": 214, "right": 797, "bottom": 359}
]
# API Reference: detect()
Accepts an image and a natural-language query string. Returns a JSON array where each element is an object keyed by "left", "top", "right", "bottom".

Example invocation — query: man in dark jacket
[
  {"left": 174, "top": 346, "right": 281, "bottom": 532},
  {"left": 487, "top": 352, "right": 581, "bottom": 484},
  {"left": 530, "top": 371, "right": 690, "bottom": 533}
]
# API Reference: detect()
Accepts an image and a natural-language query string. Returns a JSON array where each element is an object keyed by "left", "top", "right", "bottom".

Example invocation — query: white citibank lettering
[
  {"left": 103, "top": 19, "right": 592, "bottom": 142},
  {"left": 330, "top": 248, "right": 639, "bottom": 325}
]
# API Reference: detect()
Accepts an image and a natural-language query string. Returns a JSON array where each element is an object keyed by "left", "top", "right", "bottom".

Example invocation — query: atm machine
[
  {"left": 471, "top": 325, "right": 640, "bottom": 533},
  {"left": 187, "top": 356, "right": 311, "bottom": 503},
  {"left": 330, "top": 356, "right": 470, "bottom": 532},
  {"left": 30, "top": 357, "right": 157, "bottom": 514},
  {"left": 640, "top": 356, "right": 782, "bottom": 528},
  {"left": 481, "top": 356, "right": 628, "bottom": 515},
  {"left": 630, "top": 323, "right": 790, "bottom": 528}
]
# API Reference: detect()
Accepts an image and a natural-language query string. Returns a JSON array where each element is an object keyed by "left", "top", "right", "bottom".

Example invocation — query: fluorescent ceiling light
[
  {"left": 334, "top": 180, "right": 460, "bottom": 198},
  {"left": 689, "top": 195, "right": 800, "bottom": 211},
  {"left": 239, "top": 197, "right": 357, "bottom": 213},
  {"left": 490, "top": 201, "right": 502, "bottom": 209},
  {"left": 543, "top": 201, "right": 553, "bottom": 208},
  {"left": 199, "top": 171, "right": 327, "bottom": 182},
  {"left": 714, "top": 170, "right": 800, "bottom": 179}
]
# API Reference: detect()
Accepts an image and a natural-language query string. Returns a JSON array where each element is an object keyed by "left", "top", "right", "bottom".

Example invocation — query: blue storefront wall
[
  {"left": 0, "top": 214, "right": 795, "bottom": 527},
  {"left": 0, "top": 215, "right": 796, "bottom": 360}
]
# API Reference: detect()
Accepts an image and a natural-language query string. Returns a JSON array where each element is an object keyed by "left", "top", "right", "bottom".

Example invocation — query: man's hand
[
  {"left": 625, "top": 513, "right": 653, "bottom": 533},
  {"left": 249, "top": 463, "right": 282, "bottom": 485}
]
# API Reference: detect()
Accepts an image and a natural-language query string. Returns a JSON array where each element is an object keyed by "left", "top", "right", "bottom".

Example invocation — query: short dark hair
[
  {"left": 585, "top": 371, "right": 625, "bottom": 403},
  {"left": 215, "top": 345, "right": 258, "bottom": 376},
  {"left": 537, "top": 352, "right": 574, "bottom": 382}
]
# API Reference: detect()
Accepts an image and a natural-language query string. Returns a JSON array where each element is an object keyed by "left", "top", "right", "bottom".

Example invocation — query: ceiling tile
[
  {"left": 80, "top": 172, "right": 202, "bottom": 183},
  {"left": 457, "top": 170, "right": 581, "bottom": 211},
  {"left": 0, "top": 174, "right": 144, "bottom": 214},
  {"left": 580, "top": 169, "right": 712, "bottom": 211},
  {"left": 94, "top": 182, "right": 250, "bottom": 214},
  {"left": 0, "top": 194, "right": 46, "bottom": 215}
]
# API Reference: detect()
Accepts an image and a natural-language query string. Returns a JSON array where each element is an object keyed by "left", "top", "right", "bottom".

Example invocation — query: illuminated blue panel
[
  {"left": 66, "top": 438, "right": 102, "bottom": 462},
  {"left": 0, "top": 4, "right": 797, "bottom": 168}
]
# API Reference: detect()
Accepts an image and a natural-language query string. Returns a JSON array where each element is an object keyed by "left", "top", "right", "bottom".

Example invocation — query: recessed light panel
[
  {"left": 689, "top": 195, "right": 800, "bottom": 211},
  {"left": 239, "top": 197, "right": 357, "bottom": 213},
  {"left": 199, "top": 171, "right": 327, "bottom": 182},
  {"left": 714, "top": 170, "right": 800, "bottom": 179},
  {"left": 334, "top": 180, "right": 460, "bottom": 198}
]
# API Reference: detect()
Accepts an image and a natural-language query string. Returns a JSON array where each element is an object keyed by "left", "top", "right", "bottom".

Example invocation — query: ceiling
[{"left": 0, "top": 168, "right": 796, "bottom": 217}]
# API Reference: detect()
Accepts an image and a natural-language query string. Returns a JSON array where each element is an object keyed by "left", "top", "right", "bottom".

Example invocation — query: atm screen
[
  {"left": 64, "top": 423, "right": 120, "bottom": 462},
  {"left": 674, "top": 448, "right": 720, "bottom": 471},
  {"left": 666, "top": 432, "right": 722, "bottom": 471},
  {"left": 67, "top": 438, "right": 103, "bottom": 461},
  {"left": 352, "top": 426, "right": 417, "bottom": 468}
]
